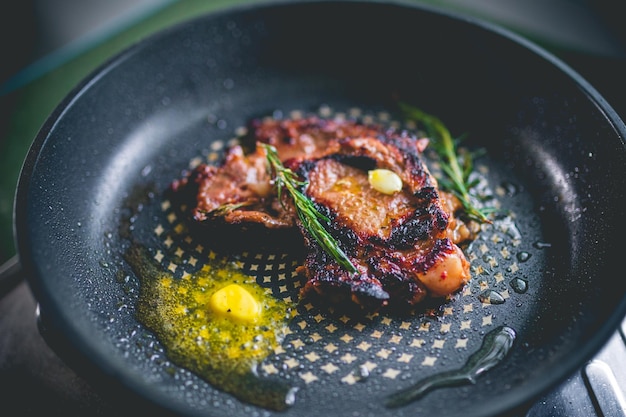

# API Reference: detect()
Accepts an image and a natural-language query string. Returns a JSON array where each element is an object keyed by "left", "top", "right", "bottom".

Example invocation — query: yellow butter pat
[
  {"left": 209, "top": 284, "right": 261, "bottom": 324},
  {"left": 368, "top": 169, "right": 403, "bottom": 194}
]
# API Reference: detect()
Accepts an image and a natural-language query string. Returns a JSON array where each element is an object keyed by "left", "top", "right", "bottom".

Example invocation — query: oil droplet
[
  {"left": 498, "top": 217, "right": 522, "bottom": 240},
  {"left": 141, "top": 165, "right": 153, "bottom": 177},
  {"left": 352, "top": 364, "right": 370, "bottom": 382},
  {"left": 386, "top": 326, "right": 516, "bottom": 407},
  {"left": 510, "top": 278, "right": 528, "bottom": 294},
  {"left": 533, "top": 241, "right": 552, "bottom": 249},
  {"left": 478, "top": 290, "right": 505, "bottom": 305},
  {"left": 341, "top": 364, "right": 371, "bottom": 384},
  {"left": 500, "top": 181, "right": 519, "bottom": 196},
  {"left": 516, "top": 252, "right": 531, "bottom": 262}
]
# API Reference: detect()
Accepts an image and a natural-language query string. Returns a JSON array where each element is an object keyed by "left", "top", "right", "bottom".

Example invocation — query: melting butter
[{"left": 124, "top": 244, "right": 296, "bottom": 411}]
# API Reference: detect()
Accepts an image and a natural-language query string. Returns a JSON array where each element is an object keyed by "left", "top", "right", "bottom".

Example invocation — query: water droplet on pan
[
  {"left": 478, "top": 290, "right": 505, "bottom": 305},
  {"left": 533, "top": 241, "right": 552, "bottom": 249},
  {"left": 510, "top": 278, "right": 528, "bottom": 294},
  {"left": 500, "top": 181, "right": 519, "bottom": 196}
]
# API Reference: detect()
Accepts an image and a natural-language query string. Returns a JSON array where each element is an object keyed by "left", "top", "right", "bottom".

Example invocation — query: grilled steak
[
  {"left": 171, "top": 115, "right": 471, "bottom": 310},
  {"left": 293, "top": 135, "right": 470, "bottom": 310}
]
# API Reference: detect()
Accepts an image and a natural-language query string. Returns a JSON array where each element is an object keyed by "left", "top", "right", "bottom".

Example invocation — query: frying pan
[{"left": 11, "top": 1, "right": 626, "bottom": 416}]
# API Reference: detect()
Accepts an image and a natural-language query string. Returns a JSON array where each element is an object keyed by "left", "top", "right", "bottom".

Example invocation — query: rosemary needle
[
  {"left": 261, "top": 144, "right": 358, "bottom": 274},
  {"left": 399, "top": 103, "right": 494, "bottom": 223}
]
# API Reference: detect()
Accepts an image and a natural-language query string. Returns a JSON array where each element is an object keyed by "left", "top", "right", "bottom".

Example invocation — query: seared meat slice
[
  {"left": 249, "top": 115, "right": 388, "bottom": 162},
  {"left": 171, "top": 144, "right": 295, "bottom": 228},
  {"left": 294, "top": 135, "right": 470, "bottom": 310},
  {"left": 171, "top": 116, "right": 391, "bottom": 230}
]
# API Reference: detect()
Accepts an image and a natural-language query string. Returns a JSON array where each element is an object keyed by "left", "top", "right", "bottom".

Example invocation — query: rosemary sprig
[
  {"left": 202, "top": 202, "right": 251, "bottom": 217},
  {"left": 399, "top": 102, "right": 494, "bottom": 223},
  {"left": 261, "top": 143, "right": 358, "bottom": 274}
]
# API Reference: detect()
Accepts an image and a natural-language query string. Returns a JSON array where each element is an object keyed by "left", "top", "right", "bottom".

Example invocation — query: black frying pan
[{"left": 13, "top": 1, "right": 626, "bottom": 416}]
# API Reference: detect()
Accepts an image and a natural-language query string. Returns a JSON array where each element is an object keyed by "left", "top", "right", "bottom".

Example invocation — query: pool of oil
[{"left": 124, "top": 244, "right": 297, "bottom": 411}]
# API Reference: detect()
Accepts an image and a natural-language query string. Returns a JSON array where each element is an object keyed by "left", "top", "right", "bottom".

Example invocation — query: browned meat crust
[
  {"left": 171, "top": 115, "right": 471, "bottom": 311},
  {"left": 294, "top": 135, "right": 469, "bottom": 310},
  {"left": 172, "top": 145, "right": 295, "bottom": 228}
]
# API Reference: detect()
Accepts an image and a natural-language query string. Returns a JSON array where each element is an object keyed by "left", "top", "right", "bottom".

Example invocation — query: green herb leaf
[
  {"left": 399, "top": 102, "right": 494, "bottom": 223},
  {"left": 261, "top": 143, "right": 358, "bottom": 273},
  {"left": 202, "top": 202, "right": 251, "bottom": 217}
]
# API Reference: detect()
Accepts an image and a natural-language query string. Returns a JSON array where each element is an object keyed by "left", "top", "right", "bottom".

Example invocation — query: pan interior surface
[{"left": 16, "top": 2, "right": 626, "bottom": 417}]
